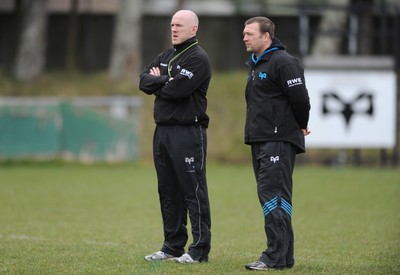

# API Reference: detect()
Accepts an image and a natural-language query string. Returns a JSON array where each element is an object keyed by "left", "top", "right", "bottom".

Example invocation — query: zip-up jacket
[
  {"left": 245, "top": 38, "right": 310, "bottom": 153},
  {"left": 139, "top": 37, "right": 211, "bottom": 128}
]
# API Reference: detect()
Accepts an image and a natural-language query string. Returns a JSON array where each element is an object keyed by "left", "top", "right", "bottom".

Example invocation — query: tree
[
  {"left": 109, "top": 0, "right": 142, "bottom": 81},
  {"left": 13, "top": 0, "right": 48, "bottom": 81}
]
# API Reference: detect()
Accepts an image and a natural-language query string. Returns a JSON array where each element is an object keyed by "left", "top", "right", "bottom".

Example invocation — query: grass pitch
[{"left": 0, "top": 162, "right": 399, "bottom": 274}]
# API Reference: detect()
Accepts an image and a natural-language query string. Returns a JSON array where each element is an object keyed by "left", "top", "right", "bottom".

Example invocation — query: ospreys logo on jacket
[
  {"left": 244, "top": 38, "right": 310, "bottom": 153},
  {"left": 139, "top": 37, "right": 211, "bottom": 128}
]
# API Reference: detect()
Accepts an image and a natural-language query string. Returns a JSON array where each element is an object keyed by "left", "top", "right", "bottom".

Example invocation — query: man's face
[
  {"left": 243, "top": 22, "right": 269, "bottom": 56},
  {"left": 170, "top": 12, "right": 197, "bottom": 45}
]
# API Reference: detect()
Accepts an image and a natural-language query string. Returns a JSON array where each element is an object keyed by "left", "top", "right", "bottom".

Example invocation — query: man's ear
[
  {"left": 264, "top": 32, "right": 270, "bottom": 42},
  {"left": 192, "top": 25, "right": 198, "bottom": 35}
]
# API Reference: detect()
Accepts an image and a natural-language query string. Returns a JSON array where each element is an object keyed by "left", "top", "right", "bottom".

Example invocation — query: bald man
[{"left": 139, "top": 10, "right": 212, "bottom": 264}]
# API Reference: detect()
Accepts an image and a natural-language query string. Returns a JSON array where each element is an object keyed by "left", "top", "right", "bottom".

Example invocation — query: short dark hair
[{"left": 244, "top": 17, "right": 275, "bottom": 39}]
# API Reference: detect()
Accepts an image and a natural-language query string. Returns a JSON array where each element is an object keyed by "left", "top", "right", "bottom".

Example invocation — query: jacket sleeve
[
  {"left": 279, "top": 63, "right": 311, "bottom": 129},
  {"left": 139, "top": 55, "right": 169, "bottom": 95},
  {"left": 154, "top": 55, "right": 209, "bottom": 101}
]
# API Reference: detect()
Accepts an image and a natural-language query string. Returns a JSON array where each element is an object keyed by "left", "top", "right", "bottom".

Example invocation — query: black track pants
[
  {"left": 251, "top": 141, "right": 296, "bottom": 268},
  {"left": 153, "top": 125, "right": 211, "bottom": 261}
]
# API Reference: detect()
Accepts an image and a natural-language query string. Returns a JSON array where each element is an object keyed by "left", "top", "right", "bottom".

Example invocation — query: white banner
[{"left": 304, "top": 70, "right": 397, "bottom": 148}]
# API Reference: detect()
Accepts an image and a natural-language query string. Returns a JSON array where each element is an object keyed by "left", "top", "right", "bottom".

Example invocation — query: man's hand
[
  {"left": 149, "top": 67, "right": 161, "bottom": 76},
  {"left": 302, "top": 128, "right": 311, "bottom": 136}
]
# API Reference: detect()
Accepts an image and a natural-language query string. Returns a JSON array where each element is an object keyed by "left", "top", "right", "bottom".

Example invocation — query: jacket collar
[
  {"left": 174, "top": 37, "right": 198, "bottom": 52},
  {"left": 250, "top": 38, "right": 286, "bottom": 65}
]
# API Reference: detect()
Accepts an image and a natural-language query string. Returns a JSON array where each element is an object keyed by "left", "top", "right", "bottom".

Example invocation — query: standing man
[
  {"left": 242, "top": 17, "right": 311, "bottom": 271},
  {"left": 139, "top": 10, "right": 212, "bottom": 264}
]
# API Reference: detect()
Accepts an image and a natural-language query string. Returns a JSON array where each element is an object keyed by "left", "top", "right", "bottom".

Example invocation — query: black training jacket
[
  {"left": 244, "top": 38, "right": 310, "bottom": 153},
  {"left": 139, "top": 37, "right": 211, "bottom": 128}
]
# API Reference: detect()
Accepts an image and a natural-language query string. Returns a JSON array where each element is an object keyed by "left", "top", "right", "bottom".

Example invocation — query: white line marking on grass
[
  {"left": 84, "top": 240, "right": 128, "bottom": 246},
  {"left": 1, "top": 234, "right": 128, "bottom": 247},
  {"left": 0, "top": 234, "right": 46, "bottom": 241}
]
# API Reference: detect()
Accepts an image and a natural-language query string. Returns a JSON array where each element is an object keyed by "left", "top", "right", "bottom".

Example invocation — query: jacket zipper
[
  {"left": 269, "top": 102, "right": 278, "bottom": 133},
  {"left": 248, "top": 69, "right": 255, "bottom": 141}
]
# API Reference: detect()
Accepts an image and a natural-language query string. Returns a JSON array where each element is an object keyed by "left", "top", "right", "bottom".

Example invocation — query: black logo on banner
[{"left": 322, "top": 92, "right": 374, "bottom": 129}]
